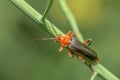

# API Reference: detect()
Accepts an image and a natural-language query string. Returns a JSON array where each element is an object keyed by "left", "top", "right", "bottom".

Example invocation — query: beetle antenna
[
  {"left": 41, "top": 38, "right": 55, "bottom": 40},
  {"left": 32, "top": 38, "right": 56, "bottom": 41}
]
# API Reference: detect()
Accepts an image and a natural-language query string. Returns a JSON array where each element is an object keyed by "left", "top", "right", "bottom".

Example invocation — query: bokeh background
[{"left": 0, "top": 0, "right": 120, "bottom": 80}]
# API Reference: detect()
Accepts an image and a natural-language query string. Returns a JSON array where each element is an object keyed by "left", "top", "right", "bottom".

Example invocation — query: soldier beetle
[
  {"left": 36, "top": 25, "right": 99, "bottom": 72},
  {"left": 53, "top": 31, "right": 98, "bottom": 60},
  {"left": 41, "top": 30, "right": 99, "bottom": 62},
  {"left": 44, "top": 30, "right": 99, "bottom": 72}
]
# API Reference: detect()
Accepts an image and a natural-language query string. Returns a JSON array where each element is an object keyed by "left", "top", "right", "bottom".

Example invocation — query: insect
[
  {"left": 41, "top": 31, "right": 99, "bottom": 61},
  {"left": 55, "top": 31, "right": 98, "bottom": 59},
  {"left": 51, "top": 31, "right": 99, "bottom": 72},
  {"left": 38, "top": 28, "right": 99, "bottom": 72}
]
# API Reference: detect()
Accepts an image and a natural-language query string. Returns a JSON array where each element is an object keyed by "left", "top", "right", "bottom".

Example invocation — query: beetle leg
[
  {"left": 66, "top": 31, "right": 72, "bottom": 36},
  {"left": 89, "top": 64, "right": 94, "bottom": 74},
  {"left": 83, "top": 39, "right": 92, "bottom": 46},
  {"left": 78, "top": 54, "right": 94, "bottom": 73},
  {"left": 66, "top": 31, "right": 74, "bottom": 38},
  {"left": 78, "top": 54, "right": 85, "bottom": 63},
  {"left": 68, "top": 49, "right": 74, "bottom": 58},
  {"left": 70, "top": 31, "right": 74, "bottom": 37},
  {"left": 59, "top": 46, "right": 64, "bottom": 52}
]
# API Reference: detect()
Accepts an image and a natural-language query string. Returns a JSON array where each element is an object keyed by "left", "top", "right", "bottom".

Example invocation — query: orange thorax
[{"left": 59, "top": 35, "right": 71, "bottom": 47}]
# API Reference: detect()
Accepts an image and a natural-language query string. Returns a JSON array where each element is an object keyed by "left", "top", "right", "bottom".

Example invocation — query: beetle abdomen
[{"left": 68, "top": 37, "right": 98, "bottom": 61}]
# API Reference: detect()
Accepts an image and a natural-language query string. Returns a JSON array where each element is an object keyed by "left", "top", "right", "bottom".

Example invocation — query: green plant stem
[
  {"left": 10, "top": 0, "right": 63, "bottom": 37},
  {"left": 90, "top": 72, "right": 98, "bottom": 80},
  {"left": 10, "top": 0, "right": 119, "bottom": 80},
  {"left": 92, "top": 63, "right": 119, "bottom": 80},
  {"left": 59, "top": 0, "right": 84, "bottom": 42},
  {"left": 42, "top": 0, "right": 53, "bottom": 20}
]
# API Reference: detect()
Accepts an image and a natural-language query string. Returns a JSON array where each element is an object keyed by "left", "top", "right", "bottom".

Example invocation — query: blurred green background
[{"left": 0, "top": 0, "right": 120, "bottom": 80}]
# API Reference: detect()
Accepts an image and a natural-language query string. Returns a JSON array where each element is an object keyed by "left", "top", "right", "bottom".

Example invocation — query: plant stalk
[{"left": 10, "top": 0, "right": 63, "bottom": 37}]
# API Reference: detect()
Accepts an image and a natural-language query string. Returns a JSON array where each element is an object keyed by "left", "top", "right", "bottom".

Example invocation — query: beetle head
[{"left": 54, "top": 32, "right": 72, "bottom": 47}]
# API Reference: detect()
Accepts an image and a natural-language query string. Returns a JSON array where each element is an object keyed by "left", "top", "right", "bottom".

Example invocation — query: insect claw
[
  {"left": 68, "top": 49, "right": 74, "bottom": 58},
  {"left": 59, "top": 46, "right": 64, "bottom": 52}
]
